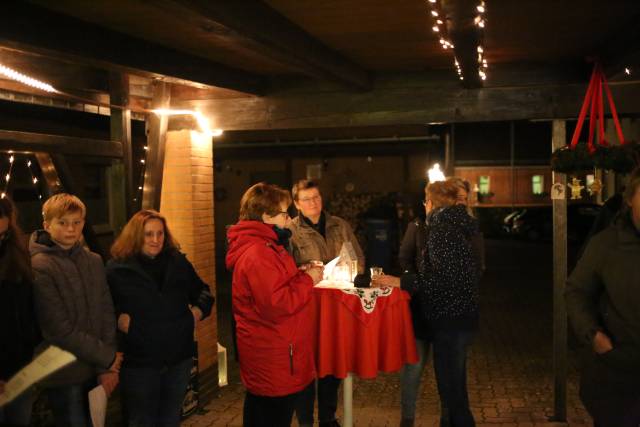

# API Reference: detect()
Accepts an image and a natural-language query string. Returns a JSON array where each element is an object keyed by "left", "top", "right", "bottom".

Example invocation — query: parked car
[{"left": 502, "top": 204, "right": 602, "bottom": 244}]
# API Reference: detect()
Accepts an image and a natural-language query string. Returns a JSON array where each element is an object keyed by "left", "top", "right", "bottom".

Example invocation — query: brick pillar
[{"left": 160, "top": 130, "right": 217, "bottom": 372}]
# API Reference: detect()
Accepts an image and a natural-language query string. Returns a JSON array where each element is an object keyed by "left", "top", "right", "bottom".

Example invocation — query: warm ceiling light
[
  {"left": 0, "top": 63, "right": 58, "bottom": 93},
  {"left": 152, "top": 109, "right": 224, "bottom": 137},
  {"left": 436, "top": 19, "right": 443, "bottom": 24},
  {"left": 431, "top": 10, "right": 438, "bottom": 16},
  {"left": 477, "top": 46, "right": 484, "bottom": 53},
  {"left": 432, "top": 25, "right": 440, "bottom": 32},
  {"left": 477, "top": 4, "right": 485, "bottom": 13},
  {"left": 625, "top": 67, "right": 631, "bottom": 75},
  {"left": 428, "top": 0, "right": 436, "bottom": 3}
]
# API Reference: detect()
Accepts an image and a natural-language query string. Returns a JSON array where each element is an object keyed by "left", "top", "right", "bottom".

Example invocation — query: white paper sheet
[
  {"left": 0, "top": 346, "right": 76, "bottom": 407},
  {"left": 322, "top": 256, "right": 340, "bottom": 280},
  {"left": 88, "top": 385, "right": 107, "bottom": 427}
]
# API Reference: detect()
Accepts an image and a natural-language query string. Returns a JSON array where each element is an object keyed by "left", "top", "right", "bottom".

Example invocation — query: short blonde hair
[{"left": 42, "top": 193, "right": 86, "bottom": 222}]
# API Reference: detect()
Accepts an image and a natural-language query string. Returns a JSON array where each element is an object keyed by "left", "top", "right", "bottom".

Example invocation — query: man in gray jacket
[
  {"left": 31, "top": 194, "right": 121, "bottom": 426},
  {"left": 566, "top": 168, "right": 640, "bottom": 427},
  {"left": 289, "top": 180, "right": 364, "bottom": 427}
]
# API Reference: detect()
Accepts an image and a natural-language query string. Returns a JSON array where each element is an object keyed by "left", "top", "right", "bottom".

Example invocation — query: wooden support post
[
  {"left": 107, "top": 162, "right": 128, "bottom": 235},
  {"left": 142, "top": 81, "right": 171, "bottom": 211},
  {"left": 444, "top": 125, "right": 454, "bottom": 176},
  {"left": 109, "top": 72, "right": 134, "bottom": 218},
  {"left": 34, "top": 152, "right": 63, "bottom": 197},
  {"left": 551, "top": 119, "right": 567, "bottom": 422},
  {"left": 510, "top": 121, "right": 516, "bottom": 207}
]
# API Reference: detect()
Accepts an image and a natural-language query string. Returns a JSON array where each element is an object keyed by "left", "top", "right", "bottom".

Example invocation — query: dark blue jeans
[
  {"left": 46, "top": 381, "right": 92, "bottom": 427},
  {"left": 295, "top": 375, "right": 341, "bottom": 425},
  {"left": 432, "top": 329, "right": 475, "bottom": 427},
  {"left": 120, "top": 358, "right": 193, "bottom": 427}
]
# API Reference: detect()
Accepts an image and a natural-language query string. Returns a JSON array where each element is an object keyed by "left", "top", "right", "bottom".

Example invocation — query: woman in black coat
[
  {"left": 374, "top": 180, "right": 480, "bottom": 427},
  {"left": 0, "top": 198, "right": 39, "bottom": 426},
  {"left": 106, "top": 210, "right": 214, "bottom": 427}
]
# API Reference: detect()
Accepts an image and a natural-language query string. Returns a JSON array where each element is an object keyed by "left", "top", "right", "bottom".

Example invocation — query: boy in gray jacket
[{"left": 30, "top": 193, "right": 121, "bottom": 426}]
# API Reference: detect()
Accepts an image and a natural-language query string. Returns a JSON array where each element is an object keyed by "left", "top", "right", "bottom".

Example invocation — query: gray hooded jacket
[{"left": 30, "top": 230, "right": 116, "bottom": 386}]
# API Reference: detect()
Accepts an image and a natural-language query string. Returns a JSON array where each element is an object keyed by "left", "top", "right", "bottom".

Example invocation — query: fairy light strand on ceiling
[
  {"left": 0, "top": 63, "right": 59, "bottom": 93},
  {"left": 426, "top": 0, "right": 488, "bottom": 82},
  {"left": 0, "top": 62, "right": 225, "bottom": 138}
]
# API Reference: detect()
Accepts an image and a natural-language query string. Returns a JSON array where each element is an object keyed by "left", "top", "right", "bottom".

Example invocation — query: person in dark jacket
[
  {"left": 106, "top": 209, "right": 214, "bottom": 427},
  {"left": 449, "top": 177, "right": 485, "bottom": 275},
  {"left": 397, "top": 200, "right": 431, "bottom": 426},
  {"left": 226, "top": 183, "right": 323, "bottom": 427},
  {"left": 374, "top": 180, "right": 479, "bottom": 427},
  {"left": 30, "top": 193, "right": 121, "bottom": 427},
  {"left": 0, "top": 198, "right": 39, "bottom": 426},
  {"left": 566, "top": 167, "right": 640, "bottom": 427}
]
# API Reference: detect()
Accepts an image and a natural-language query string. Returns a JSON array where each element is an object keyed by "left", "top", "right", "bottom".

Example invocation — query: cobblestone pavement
[{"left": 185, "top": 240, "right": 593, "bottom": 427}]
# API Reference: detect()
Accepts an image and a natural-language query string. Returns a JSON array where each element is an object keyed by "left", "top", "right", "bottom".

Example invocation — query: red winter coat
[{"left": 226, "top": 221, "right": 316, "bottom": 397}]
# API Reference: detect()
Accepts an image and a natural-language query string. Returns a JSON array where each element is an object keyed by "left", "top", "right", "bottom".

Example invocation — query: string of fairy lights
[
  {"left": 1, "top": 152, "right": 43, "bottom": 201},
  {"left": 133, "top": 146, "right": 148, "bottom": 204},
  {"left": 426, "top": 0, "right": 488, "bottom": 82},
  {"left": 0, "top": 62, "right": 225, "bottom": 205}
]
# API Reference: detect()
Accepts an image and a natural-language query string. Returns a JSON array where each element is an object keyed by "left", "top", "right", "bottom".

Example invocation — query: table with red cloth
[{"left": 309, "top": 286, "right": 418, "bottom": 425}]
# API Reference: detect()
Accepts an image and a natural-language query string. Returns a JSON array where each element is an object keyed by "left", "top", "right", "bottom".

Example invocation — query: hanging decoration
[
  {"left": 551, "top": 63, "right": 639, "bottom": 174},
  {"left": 588, "top": 177, "right": 603, "bottom": 196},
  {"left": 568, "top": 177, "right": 585, "bottom": 200}
]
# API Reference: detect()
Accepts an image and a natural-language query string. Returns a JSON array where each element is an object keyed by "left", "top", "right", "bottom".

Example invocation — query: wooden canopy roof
[{"left": 0, "top": 1, "right": 639, "bottom": 130}]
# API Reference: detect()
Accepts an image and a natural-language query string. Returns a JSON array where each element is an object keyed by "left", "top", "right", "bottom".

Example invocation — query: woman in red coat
[{"left": 226, "top": 182, "right": 324, "bottom": 427}]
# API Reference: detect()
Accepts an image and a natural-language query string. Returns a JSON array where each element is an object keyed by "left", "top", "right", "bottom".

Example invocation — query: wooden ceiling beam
[
  {"left": 1, "top": 2, "right": 266, "bottom": 95},
  {"left": 0, "top": 48, "right": 109, "bottom": 93},
  {"left": 0, "top": 129, "right": 122, "bottom": 157},
  {"left": 189, "top": 72, "right": 640, "bottom": 130},
  {"left": 165, "top": 0, "right": 372, "bottom": 91}
]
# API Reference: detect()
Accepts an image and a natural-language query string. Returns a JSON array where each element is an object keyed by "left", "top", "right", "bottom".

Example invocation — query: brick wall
[{"left": 160, "top": 129, "right": 217, "bottom": 372}]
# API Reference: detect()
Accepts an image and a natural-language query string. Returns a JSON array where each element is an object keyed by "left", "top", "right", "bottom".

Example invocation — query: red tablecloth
[{"left": 310, "top": 287, "right": 418, "bottom": 379}]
